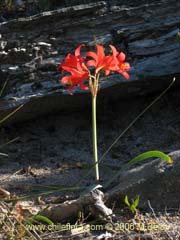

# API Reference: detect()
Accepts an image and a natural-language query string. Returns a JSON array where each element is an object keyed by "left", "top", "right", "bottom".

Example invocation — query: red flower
[
  {"left": 61, "top": 68, "right": 89, "bottom": 93},
  {"left": 86, "top": 44, "right": 130, "bottom": 79},
  {"left": 60, "top": 44, "right": 87, "bottom": 72},
  {"left": 59, "top": 44, "right": 131, "bottom": 93},
  {"left": 59, "top": 44, "right": 89, "bottom": 93},
  {"left": 109, "top": 45, "right": 131, "bottom": 80},
  {"left": 86, "top": 44, "right": 116, "bottom": 75}
]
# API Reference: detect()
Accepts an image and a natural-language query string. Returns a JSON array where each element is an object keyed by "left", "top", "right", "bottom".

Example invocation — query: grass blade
[
  {"left": 0, "top": 137, "right": 19, "bottom": 148},
  {"left": 0, "top": 105, "right": 23, "bottom": 125},
  {"left": 0, "top": 152, "right": 8, "bottom": 157},
  {"left": 0, "top": 78, "right": 9, "bottom": 97},
  {"left": 27, "top": 214, "right": 54, "bottom": 225}
]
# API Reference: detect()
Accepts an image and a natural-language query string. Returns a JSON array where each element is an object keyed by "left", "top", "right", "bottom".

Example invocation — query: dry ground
[{"left": 0, "top": 86, "right": 180, "bottom": 239}]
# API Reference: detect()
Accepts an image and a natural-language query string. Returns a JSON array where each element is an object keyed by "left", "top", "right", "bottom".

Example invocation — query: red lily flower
[
  {"left": 60, "top": 44, "right": 88, "bottom": 73},
  {"left": 86, "top": 44, "right": 130, "bottom": 79},
  {"left": 59, "top": 44, "right": 130, "bottom": 93},
  {"left": 86, "top": 44, "right": 116, "bottom": 75},
  {"left": 61, "top": 68, "right": 89, "bottom": 93},
  {"left": 59, "top": 44, "right": 89, "bottom": 93},
  {"left": 109, "top": 45, "right": 131, "bottom": 80}
]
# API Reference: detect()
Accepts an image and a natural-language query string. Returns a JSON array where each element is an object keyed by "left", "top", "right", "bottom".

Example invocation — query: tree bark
[{"left": 0, "top": 0, "right": 179, "bottom": 123}]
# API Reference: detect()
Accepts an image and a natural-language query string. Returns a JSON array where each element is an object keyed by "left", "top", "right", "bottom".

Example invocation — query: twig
[
  {"left": 147, "top": 200, "right": 156, "bottom": 218},
  {"left": 148, "top": 200, "right": 174, "bottom": 240}
]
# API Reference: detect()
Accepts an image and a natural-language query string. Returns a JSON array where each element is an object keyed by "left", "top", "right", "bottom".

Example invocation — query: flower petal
[
  {"left": 117, "top": 52, "right": 126, "bottom": 62},
  {"left": 61, "top": 76, "right": 71, "bottom": 84},
  {"left": 79, "top": 82, "right": 89, "bottom": 91},
  {"left": 61, "top": 66, "right": 83, "bottom": 76},
  {"left": 117, "top": 69, "right": 130, "bottom": 80},
  {"left": 96, "top": 44, "right": 105, "bottom": 62},
  {"left": 122, "top": 71, "right": 130, "bottom": 80},
  {"left": 86, "top": 51, "right": 98, "bottom": 61},
  {"left": 75, "top": 44, "right": 84, "bottom": 56},
  {"left": 86, "top": 59, "right": 96, "bottom": 67},
  {"left": 109, "top": 45, "right": 119, "bottom": 57},
  {"left": 105, "top": 69, "right": 110, "bottom": 76}
]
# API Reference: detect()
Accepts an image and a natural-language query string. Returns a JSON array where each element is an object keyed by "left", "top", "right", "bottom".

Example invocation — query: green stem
[{"left": 92, "top": 95, "right": 99, "bottom": 181}]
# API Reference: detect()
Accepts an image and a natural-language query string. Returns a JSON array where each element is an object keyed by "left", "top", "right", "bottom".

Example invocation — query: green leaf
[
  {"left": 27, "top": 214, "right": 54, "bottom": 225},
  {"left": 124, "top": 195, "right": 130, "bottom": 207},
  {"left": 133, "top": 195, "right": 140, "bottom": 208},
  {"left": 124, "top": 195, "right": 140, "bottom": 213},
  {"left": 104, "top": 150, "right": 173, "bottom": 190},
  {"left": 128, "top": 150, "right": 173, "bottom": 166},
  {"left": 130, "top": 205, "right": 136, "bottom": 213}
]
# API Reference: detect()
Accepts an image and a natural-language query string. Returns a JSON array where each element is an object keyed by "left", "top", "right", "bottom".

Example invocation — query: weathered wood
[
  {"left": 18, "top": 187, "right": 113, "bottom": 223},
  {"left": 0, "top": 0, "right": 180, "bottom": 123},
  {"left": 17, "top": 151, "right": 180, "bottom": 223}
]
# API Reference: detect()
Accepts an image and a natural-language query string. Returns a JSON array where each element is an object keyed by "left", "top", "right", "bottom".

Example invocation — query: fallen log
[
  {"left": 0, "top": 0, "right": 179, "bottom": 124},
  {"left": 17, "top": 150, "right": 180, "bottom": 223}
]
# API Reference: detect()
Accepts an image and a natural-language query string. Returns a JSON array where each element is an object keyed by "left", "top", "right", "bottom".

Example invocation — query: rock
[
  {"left": 108, "top": 150, "right": 180, "bottom": 210},
  {"left": 0, "top": 0, "right": 180, "bottom": 123}
]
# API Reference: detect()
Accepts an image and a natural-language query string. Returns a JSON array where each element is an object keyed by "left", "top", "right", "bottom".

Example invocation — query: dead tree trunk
[{"left": 0, "top": 0, "right": 179, "bottom": 123}]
